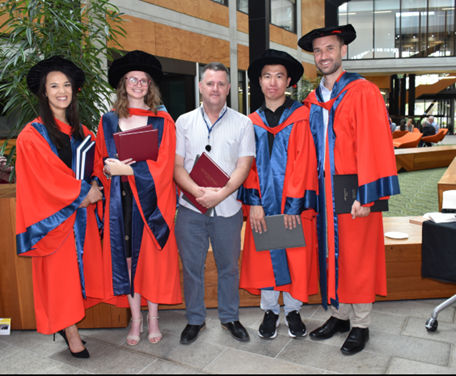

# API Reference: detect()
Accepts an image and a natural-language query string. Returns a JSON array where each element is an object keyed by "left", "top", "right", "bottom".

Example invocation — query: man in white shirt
[
  {"left": 428, "top": 116, "right": 439, "bottom": 133},
  {"left": 174, "top": 62, "right": 255, "bottom": 344}
]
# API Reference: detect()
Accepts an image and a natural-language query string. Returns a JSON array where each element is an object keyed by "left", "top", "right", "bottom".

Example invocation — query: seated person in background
[
  {"left": 389, "top": 118, "right": 396, "bottom": 134},
  {"left": 428, "top": 116, "right": 439, "bottom": 133},
  {"left": 419, "top": 120, "right": 436, "bottom": 147},
  {"left": 405, "top": 118, "right": 414, "bottom": 132},
  {"left": 395, "top": 119, "right": 406, "bottom": 132}
]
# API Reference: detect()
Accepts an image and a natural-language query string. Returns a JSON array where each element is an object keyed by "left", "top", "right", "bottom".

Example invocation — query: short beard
[{"left": 317, "top": 58, "right": 342, "bottom": 76}]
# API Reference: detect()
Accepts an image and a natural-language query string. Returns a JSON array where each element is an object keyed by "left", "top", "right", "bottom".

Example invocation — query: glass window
[
  {"left": 374, "top": 0, "right": 400, "bottom": 58},
  {"left": 399, "top": 0, "right": 427, "bottom": 57},
  {"left": 271, "top": 0, "right": 296, "bottom": 33},
  {"left": 211, "top": 0, "right": 227, "bottom": 5},
  {"left": 428, "top": 0, "right": 455, "bottom": 57},
  {"left": 345, "top": 1, "right": 374, "bottom": 59},
  {"left": 237, "top": 0, "right": 248, "bottom": 13}
]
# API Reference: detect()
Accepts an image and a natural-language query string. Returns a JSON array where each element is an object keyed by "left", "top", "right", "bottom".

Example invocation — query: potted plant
[{"left": 0, "top": 0, "right": 126, "bottom": 182}]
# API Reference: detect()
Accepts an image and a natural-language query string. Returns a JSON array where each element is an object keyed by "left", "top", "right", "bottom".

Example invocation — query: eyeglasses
[{"left": 126, "top": 77, "right": 151, "bottom": 87}]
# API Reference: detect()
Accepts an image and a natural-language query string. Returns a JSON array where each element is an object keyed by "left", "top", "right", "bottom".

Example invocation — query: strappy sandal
[
  {"left": 147, "top": 316, "right": 162, "bottom": 344},
  {"left": 126, "top": 316, "right": 143, "bottom": 346}
]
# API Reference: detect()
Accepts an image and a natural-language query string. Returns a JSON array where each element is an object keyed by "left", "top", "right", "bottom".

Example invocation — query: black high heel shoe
[
  {"left": 53, "top": 331, "right": 86, "bottom": 345},
  {"left": 54, "top": 329, "right": 90, "bottom": 359}
]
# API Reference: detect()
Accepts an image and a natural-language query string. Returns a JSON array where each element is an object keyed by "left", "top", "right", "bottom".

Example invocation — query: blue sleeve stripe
[
  {"left": 284, "top": 190, "right": 318, "bottom": 215},
  {"left": 17, "top": 181, "right": 91, "bottom": 255},
  {"left": 237, "top": 186, "right": 261, "bottom": 206},
  {"left": 356, "top": 175, "right": 400, "bottom": 205}
]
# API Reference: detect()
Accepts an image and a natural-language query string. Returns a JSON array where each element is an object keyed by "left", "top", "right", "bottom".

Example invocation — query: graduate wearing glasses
[{"left": 92, "top": 50, "right": 181, "bottom": 347}]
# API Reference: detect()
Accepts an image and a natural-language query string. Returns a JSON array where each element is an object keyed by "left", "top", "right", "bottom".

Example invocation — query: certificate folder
[
  {"left": 252, "top": 215, "right": 306, "bottom": 251},
  {"left": 181, "top": 152, "right": 230, "bottom": 214},
  {"left": 80, "top": 141, "right": 95, "bottom": 183},
  {"left": 333, "top": 174, "right": 389, "bottom": 214},
  {"left": 113, "top": 125, "right": 158, "bottom": 182},
  {"left": 76, "top": 135, "right": 95, "bottom": 182},
  {"left": 113, "top": 125, "right": 158, "bottom": 162},
  {"left": 75, "top": 135, "right": 91, "bottom": 180}
]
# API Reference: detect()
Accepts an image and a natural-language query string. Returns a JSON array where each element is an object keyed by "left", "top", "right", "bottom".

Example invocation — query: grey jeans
[
  {"left": 175, "top": 205, "right": 243, "bottom": 325},
  {"left": 260, "top": 290, "right": 303, "bottom": 316}
]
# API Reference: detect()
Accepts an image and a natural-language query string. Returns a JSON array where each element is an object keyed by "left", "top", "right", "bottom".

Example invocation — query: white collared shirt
[
  {"left": 175, "top": 103, "right": 255, "bottom": 217},
  {"left": 319, "top": 78, "right": 332, "bottom": 168}
]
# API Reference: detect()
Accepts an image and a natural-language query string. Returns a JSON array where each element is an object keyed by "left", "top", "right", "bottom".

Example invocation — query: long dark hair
[{"left": 37, "top": 71, "right": 84, "bottom": 149}]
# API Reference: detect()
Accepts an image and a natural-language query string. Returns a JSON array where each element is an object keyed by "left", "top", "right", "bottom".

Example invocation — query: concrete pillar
[{"left": 228, "top": 0, "right": 238, "bottom": 111}]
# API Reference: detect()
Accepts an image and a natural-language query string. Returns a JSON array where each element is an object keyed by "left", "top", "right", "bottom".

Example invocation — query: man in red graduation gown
[
  {"left": 239, "top": 49, "right": 319, "bottom": 339},
  {"left": 299, "top": 25, "right": 400, "bottom": 355}
]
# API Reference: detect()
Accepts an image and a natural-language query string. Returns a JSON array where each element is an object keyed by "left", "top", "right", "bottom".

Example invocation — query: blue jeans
[{"left": 175, "top": 205, "right": 243, "bottom": 325}]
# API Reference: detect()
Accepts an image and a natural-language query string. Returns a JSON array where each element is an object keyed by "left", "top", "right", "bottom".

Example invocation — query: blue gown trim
[
  {"left": 103, "top": 113, "right": 131, "bottom": 295},
  {"left": 284, "top": 189, "right": 318, "bottom": 215},
  {"left": 237, "top": 187, "right": 261, "bottom": 206},
  {"left": 357, "top": 175, "right": 401, "bottom": 204},
  {"left": 132, "top": 162, "right": 170, "bottom": 249},
  {"left": 129, "top": 199, "right": 144, "bottom": 297}
]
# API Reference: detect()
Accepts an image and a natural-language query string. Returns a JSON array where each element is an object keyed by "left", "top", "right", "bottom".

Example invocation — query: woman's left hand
[{"left": 104, "top": 158, "right": 135, "bottom": 176}]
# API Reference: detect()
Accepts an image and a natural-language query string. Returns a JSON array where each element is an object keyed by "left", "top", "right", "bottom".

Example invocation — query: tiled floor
[
  {"left": 1, "top": 298, "right": 455, "bottom": 374},
  {"left": 2, "top": 134, "right": 455, "bottom": 374}
]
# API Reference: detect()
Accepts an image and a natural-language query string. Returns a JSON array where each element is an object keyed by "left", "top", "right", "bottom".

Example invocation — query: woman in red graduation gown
[
  {"left": 93, "top": 51, "right": 181, "bottom": 346},
  {"left": 16, "top": 56, "right": 104, "bottom": 358}
]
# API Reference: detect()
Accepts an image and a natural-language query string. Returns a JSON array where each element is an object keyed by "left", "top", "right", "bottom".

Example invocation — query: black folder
[
  {"left": 252, "top": 215, "right": 306, "bottom": 251},
  {"left": 333, "top": 174, "right": 389, "bottom": 214}
]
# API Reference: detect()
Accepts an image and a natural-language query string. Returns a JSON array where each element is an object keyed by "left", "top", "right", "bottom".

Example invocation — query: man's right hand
[
  {"left": 250, "top": 205, "right": 267, "bottom": 234},
  {"left": 79, "top": 185, "right": 103, "bottom": 208}
]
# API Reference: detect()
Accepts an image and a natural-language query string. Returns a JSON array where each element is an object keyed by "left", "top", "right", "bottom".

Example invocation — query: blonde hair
[{"left": 114, "top": 73, "right": 161, "bottom": 118}]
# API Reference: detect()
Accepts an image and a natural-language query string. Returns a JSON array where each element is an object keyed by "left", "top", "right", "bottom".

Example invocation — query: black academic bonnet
[
  {"left": 27, "top": 56, "right": 86, "bottom": 95},
  {"left": 108, "top": 50, "right": 163, "bottom": 89},
  {"left": 247, "top": 49, "right": 304, "bottom": 87},
  {"left": 298, "top": 24, "right": 357, "bottom": 53}
]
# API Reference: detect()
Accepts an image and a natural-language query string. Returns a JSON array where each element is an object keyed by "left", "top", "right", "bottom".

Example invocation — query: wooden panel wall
[
  {"left": 112, "top": 15, "right": 157, "bottom": 54},
  {"left": 301, "top": 0, "right": 325, "bottom": 38},
  {"left": 302, "top": 61, "right": 317, "bottom": 79},
  {"left": 114, "top": 15, "right": 230, "bottom": 67},
  {"left": 238, "top": 44, "right": 249, "bottom": 71},
  {"left": 237, "top": 10, "right": 248, "bottom": 34},
  {"left": 155, "top": 23, "right": 230, "bottom": 66},
  {"left": 364, "top": 75, "right": 391, "bottom": 90},
  {"left": 0, "top": 189, "right": 36, "bottom": 329},
  {"left": 142, "top": 0, "right": 229, "bottom": 27},
  {"left": 301, "top": 0, "right": 325, "bottom": 58},
  {"left": 0, "top": 185, "right": 129, "bottom": 330},
  {"left": 270, "top": 25, "right": 297, "bottom": 49},
  {"left": 0, "top": 12, "right": 9, "bottom": 32}
]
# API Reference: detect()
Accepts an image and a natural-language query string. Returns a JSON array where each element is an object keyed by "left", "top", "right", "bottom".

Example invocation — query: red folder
[
  {"left": 181, "top": 152, "right": 230, "bottom": 214},
  {"left": 113, "top": 125, "right": 158, "bottom": 182}
]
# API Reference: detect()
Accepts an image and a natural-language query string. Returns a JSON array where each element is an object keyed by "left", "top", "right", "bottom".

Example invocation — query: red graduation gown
[
  {"left": 16, "top": 118, "right": 103, "bottom": 335},
  {"left": 305, "top": 72, "right": 400, "bottom": 305},
  {"left": 238, "top": 103, "right": 319, "bottom": 303},
  {"left": 93, "top": 109, "right": 181, "bottom": 307}
]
